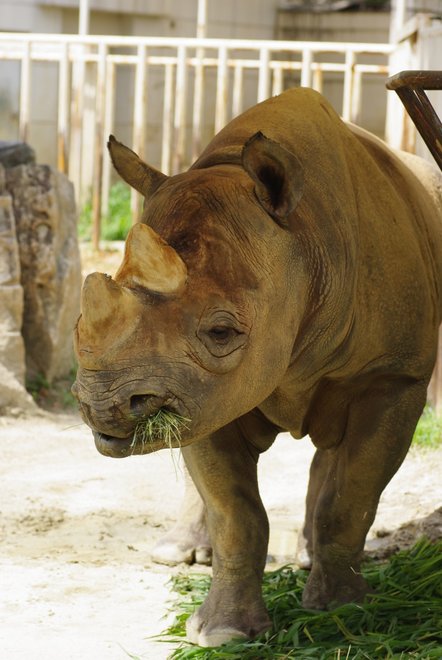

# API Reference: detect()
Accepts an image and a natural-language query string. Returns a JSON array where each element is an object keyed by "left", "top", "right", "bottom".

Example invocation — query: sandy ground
[{"left": 1, "top": 411, "right": 441, "bottom": 660}]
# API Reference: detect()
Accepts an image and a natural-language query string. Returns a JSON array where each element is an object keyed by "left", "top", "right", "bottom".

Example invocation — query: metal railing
[{"left": 0, "top": 32, "right": 394, "bottom": 247}]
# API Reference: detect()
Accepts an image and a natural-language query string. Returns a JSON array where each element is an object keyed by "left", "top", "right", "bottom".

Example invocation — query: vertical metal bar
[
  {"left": 257, "top": 47, "right": 270, "bottom": 102},
  {"left": 192, "top": 46, "right": 205, "bottom": 162},
  {"left": 70, "top": 43, "right": 86, "bottom": 205},
  {"left": 101, "top": 59, "right": 115, "bottom": 217},
  {"left": 232, "top": 63, "right": 244, "bottom": 118},
  {"left": 272, "top": 65, "right": 283, "bottom": 97},
  {"left": 19, "top": 40, "right": 31, "bottom": 143},
  {"left": 215, "top": 44, "right": 228, "bottom": 133},
  {"left": 301, "top": 49, "right": 312, "bottom": 88},
  {"left": 91, "top": 42, "right": 107, "bottom": 251},
  {"left": 197, "top": 0, "right": 208, "bottom": 38},
  {"left": 313, "top": 66, "right": 323, "bottom": 94},
  {"left": 173, "top": 45, "right": 187, "bottom": 174},
  {"left": 162, "top": 62, "right": 174, "bottom": 175},
  {"left": 351, "top": 69, "right": 362, "bottom": 124},
  {"left": 57, "top": 42, "right": 70, "bottom": 174},
  {"left": 342, "top": 50, "right": 355, "bottom": 122},
  {"left": 79, "top": 0, "right": 90, "bottom": 35},
  {"left": 131, "top": 43, "right": 147, "bottom": 224}
]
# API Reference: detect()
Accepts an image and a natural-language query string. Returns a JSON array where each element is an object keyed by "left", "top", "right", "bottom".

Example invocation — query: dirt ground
[
  {"left": 1, "top": 410, "right": 441, "bottom": 660},
  {"left": 2, "top": 244, "right": 440, "bottom": 659}
]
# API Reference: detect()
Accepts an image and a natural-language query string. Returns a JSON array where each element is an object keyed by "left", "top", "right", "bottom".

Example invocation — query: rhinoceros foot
[
  {"left": 186, "top": 598, "right": 270, "bottom": 647},
  {"left": 151, "top": 523, "right": 212, "bottom": 566},
  {"left": 302, "top": 563, "right": 371, "bottom": 610}
]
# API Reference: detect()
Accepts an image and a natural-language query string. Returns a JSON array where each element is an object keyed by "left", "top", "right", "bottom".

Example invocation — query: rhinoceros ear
[
  {"left": 107, "top": 135, "right": 168, "bottom": 197},
  {"left": 242, "top": 132, "right": 304, "bottom": 227}
]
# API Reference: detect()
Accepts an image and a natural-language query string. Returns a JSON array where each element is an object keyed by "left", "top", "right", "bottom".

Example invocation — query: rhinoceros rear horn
[
  {"left": 242, "top": 131, "right": 304, "bottom": 227},
  {"left": 107, "top": 135, "right": 168, "bottom": 197},
  {"left": 115, "top": 223, "right": 187, "bottom": 295}
]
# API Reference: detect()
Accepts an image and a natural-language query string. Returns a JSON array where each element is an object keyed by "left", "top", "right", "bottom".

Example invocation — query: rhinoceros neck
[{"left": 190, "top": 145, "right": 243, "bottom": 171}]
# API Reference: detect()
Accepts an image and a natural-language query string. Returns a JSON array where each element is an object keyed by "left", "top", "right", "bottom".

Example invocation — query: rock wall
[
  {"left": 0, "top": 142, "right": 81, "bottom": 414},
  {"left": 0, "top": 164, "right": 37, "bottom": 414}
]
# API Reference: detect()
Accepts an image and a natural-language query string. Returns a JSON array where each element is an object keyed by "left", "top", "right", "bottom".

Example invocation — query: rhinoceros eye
[{"left": 207, "top": 326, "right": 236, "bottom": 344}]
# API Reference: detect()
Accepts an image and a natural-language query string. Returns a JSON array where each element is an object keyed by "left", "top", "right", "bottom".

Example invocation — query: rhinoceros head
[{"left": 73, "top": 133, "right": 305, "bottom": 457}]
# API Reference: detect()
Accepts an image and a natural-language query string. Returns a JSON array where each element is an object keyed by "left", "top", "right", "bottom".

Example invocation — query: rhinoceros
[{"left": 73, "top": 88, "right": 442, "bottom": 647}]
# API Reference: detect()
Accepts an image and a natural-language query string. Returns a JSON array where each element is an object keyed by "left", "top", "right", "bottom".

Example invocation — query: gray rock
[
  {"left": 0, "top": 363, "right": 38, "bottom": 416},
  {"left": 0, "top": 173, "right": 26, "bottom": 387},
  {"left": 5, "top": 164, "right": 81, "bottom": 383},
  {"left": 0, "top": 141, "right": 36, "bottom": 169},
  {"left": 0, "top": 167, "right": 36, "bottom": 415}
]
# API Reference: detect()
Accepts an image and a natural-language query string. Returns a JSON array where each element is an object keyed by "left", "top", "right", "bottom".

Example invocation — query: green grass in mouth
[{"left": 131, "top": 409, "right": 190, "bottom": 452}]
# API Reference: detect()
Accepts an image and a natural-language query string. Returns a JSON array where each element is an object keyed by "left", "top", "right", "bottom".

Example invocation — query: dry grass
[{"left": 131, "top": 409, "right": 190, "bottom": 453}]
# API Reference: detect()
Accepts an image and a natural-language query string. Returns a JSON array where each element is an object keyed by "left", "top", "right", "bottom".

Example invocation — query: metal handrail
[{"left": 386, "top": 70, "right": 442, "bottom": 171}]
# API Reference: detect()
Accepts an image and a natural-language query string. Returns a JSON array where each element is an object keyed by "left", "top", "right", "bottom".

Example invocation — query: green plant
[
  {"left": 163, "top": 539, "right": 442, "bottom": 659},
  {"left": 25, "top": 365, "right": 78, "bottom": 411},
  {"left": 26, "top": 372, "right": 51, "bottom": 401},
  {"left": 413, "top": 406, "right": 442, "bottom": 449},
  {"left": 102, "top": 181, "right": 132, "bottom": 241},
  {"left": 78, "top": 194, "right": 93, "bottom": 241},
  {"left": 78, "top": 182, "right": 132, "bottom": 242}
]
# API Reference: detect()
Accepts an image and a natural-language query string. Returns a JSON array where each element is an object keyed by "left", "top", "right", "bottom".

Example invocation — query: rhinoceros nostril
[{"left": 129, "top": 393, "right": 164, "bottom": 418}]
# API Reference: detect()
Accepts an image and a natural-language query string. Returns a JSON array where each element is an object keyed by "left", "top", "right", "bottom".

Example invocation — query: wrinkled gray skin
[{"left": 73, "top": 89, "right": 442, "bottom": 647}]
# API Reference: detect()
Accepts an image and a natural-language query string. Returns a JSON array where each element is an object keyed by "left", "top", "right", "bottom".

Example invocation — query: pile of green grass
[{"left": 164, "top": 538, "right": 442, "bottom": 659}]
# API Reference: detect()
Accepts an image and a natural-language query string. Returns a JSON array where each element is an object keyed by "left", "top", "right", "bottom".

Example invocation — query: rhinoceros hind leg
[
  {"left": 302, "top": 380, "right": 427, "bottom": 610},
  {"left": 151, "top": 467, "right": 212, "bottom": 566},
  {"left": 296, "top": 448, "right": 330, "bottom": 569}
]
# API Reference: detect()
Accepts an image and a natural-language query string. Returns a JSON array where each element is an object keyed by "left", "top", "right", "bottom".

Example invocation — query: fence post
[
  {"left": 91, "top": 42, "right": 107, "bottom": 251},
  {"left": 70, "top": 43, "right": 86, "bottom": 206},
  {"left": 19, "top": 40, "right": 31, "bottom": 143},
  {"left": 57, "top": 42, "right": 70, "bottom": 174},
  {"left": 342, "top": 49, "right": 355, "bottom": 122},
  {"left": 215, "top": 45, "right": 228, "bottom": 133},
  {"left": 192, "top": 46, "right": 205, "bottom": 161},
  {"left": 101, "top": 59, "right": 116, "bottom": 218},
  {"left": 131, "top": 43, "right": 147, "bottom": 225},
  {"left": 232, "top": 63, "right": 244, "bottom": 118},
  {"left": 257, "top": 47, "right": 270, "bottom": 102},
  {"left": 301, "top": 48, "right": 312, "bottom": 88},
  {"left": 173, "top": 45, "right": 188, "bottom": 174},
  {"left": 162, "top": 62, "right": 174, "bottom": 175}
]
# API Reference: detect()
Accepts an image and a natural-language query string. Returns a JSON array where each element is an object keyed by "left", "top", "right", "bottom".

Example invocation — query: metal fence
[{"left": 0, "top": 32, "right": 394, "bottom": 247}]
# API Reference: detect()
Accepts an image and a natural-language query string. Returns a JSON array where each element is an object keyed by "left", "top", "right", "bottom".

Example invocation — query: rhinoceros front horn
[{"left": 115, "top": 222, "right": 187, "bottom": 295}]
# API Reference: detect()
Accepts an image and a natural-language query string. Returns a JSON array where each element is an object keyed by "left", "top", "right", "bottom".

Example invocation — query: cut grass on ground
[{"left": 162, "top": 538, "right": 442, "bottom": 659}]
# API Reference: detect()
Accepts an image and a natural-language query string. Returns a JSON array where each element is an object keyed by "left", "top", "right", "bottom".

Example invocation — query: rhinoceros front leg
[
  {"left": 182, "top": 421, "right": 272, "bottom": 647},
  {"left": 151, "top": 466, "right": 211, "bottom": 566},
  {"left": 302, "top": 380, "right": 427, "bottom": 610}
]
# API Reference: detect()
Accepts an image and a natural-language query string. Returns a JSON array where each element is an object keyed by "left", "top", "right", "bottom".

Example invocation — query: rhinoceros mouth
[
  {"left": 93, "top": 430, "right": 166, "bottom": 457},
  {"left": 93, "top": 408, "right": 191, "bottom": 458}
]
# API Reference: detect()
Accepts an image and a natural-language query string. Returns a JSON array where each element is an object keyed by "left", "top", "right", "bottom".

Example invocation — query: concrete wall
[{"left": 0, "top": 0, "right": 279, "bottom": 38}]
